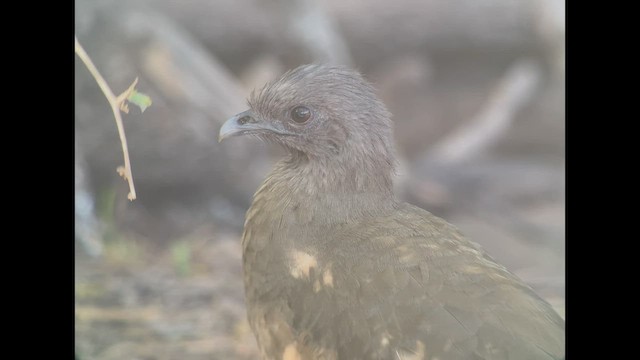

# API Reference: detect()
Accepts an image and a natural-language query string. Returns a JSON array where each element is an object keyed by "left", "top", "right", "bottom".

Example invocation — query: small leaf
[{"left": 127, "top": 90, "right": 153, "bottom": 113}]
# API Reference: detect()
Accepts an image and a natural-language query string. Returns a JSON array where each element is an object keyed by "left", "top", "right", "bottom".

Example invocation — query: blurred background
[{"left": 75, "top": 0, "right": 565, "bottom": 359}]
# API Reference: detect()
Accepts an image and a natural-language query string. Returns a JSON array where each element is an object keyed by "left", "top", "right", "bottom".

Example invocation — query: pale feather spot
[
  {"left": 396, "top": 245, "right": 417, "bottom": 263},
  {"left": 282, "top": 343, "right": 301, "bottom": 360},
  {"left": 289, "top": 251, "right": 318, "bottom": 279},
  {"left": 381, "top": 336, "right": 390, "bottom": 347},
  {"left": 397, "top": 340, "right": 426, "bottom": 360},
  {"left": 414, "top": 341, "right": 426, "bottom": 360},
  {"left": 322, "top": 268, "right": 334, "bottom": 287},
  {"left": 313, "top": 279, "right": 322, "bottom": 293}
]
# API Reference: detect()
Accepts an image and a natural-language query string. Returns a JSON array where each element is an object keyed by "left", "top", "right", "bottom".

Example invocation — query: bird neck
[
  {"left": 252, "top": 153, "right": 398, "bottom": 226},
  {"left": 290, "top": 146, "right": 396, "bottom": 192}
]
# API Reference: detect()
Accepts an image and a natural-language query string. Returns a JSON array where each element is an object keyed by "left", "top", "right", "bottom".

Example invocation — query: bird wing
[
  {"left": 293, "top": 203, "right": 566, "bottom": 360},
  {"left": 324, "top": 204, "right": 564, "bottom": 359}
]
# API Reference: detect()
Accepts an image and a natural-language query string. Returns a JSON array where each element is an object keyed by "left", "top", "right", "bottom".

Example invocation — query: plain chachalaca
[{"left": 218, "top": 64, "right": 565, "bottom": 360}]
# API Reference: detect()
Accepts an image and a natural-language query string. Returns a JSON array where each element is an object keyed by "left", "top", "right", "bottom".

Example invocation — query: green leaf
[{"left": 127, "top": 90, "right": 152, "bottom": 113}]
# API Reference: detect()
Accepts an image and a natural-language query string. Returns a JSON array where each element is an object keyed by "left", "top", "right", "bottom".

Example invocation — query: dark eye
[{"left": 291, "top": 106, "right": 311, "bottom": 123}]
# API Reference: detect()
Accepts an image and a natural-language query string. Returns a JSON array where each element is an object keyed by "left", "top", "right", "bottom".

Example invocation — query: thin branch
[{"left": 75, "top": 36, "right": 137, "bottom": 200}]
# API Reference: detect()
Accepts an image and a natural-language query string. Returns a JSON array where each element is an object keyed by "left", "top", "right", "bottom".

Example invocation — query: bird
[{"left": 218, "top": 64, "right": 565, "bottom": 360}]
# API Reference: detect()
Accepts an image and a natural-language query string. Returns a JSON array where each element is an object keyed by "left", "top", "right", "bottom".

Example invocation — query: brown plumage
[{"left": 219, "top": 64, "right": 564, "bottom": 360}]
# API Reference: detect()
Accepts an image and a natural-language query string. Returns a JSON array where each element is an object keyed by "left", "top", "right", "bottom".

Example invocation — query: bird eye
[{"left": 291, "top": 106, "right": 311, "bottom": 123}]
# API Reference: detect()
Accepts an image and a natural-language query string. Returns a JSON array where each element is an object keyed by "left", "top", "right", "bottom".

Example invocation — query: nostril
[{"left": 238, "top": 115, "right": 252, "bottom": 125}]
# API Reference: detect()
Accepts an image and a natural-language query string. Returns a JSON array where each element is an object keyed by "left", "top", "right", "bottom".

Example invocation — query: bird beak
[
  {"left": 219, "top": 110, "right": 256, "bottom": 142},
  {"left": 219, "top": 109, "right": 289, "bottom": 142}
]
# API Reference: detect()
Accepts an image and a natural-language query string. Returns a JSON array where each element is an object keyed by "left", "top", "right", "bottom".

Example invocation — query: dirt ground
[
  {"left": 75, "top": 210, "right": 564, "bottom": 360},
  {"left": 75, "top": 230, "right": 261, "bottom": 360}
]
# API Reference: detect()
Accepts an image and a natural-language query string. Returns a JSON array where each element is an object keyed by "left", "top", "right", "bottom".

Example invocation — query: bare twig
[
  {"left": 428, "top": 59, "right": 542, "bottom": 164},
  {"left": 75, "top": 36, "right": 137, "bottom": 200}
]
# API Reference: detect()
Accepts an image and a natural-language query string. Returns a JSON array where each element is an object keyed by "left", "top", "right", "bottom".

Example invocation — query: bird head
[{"left": 219, "top": 65, "right": 396, "bottom": 165}]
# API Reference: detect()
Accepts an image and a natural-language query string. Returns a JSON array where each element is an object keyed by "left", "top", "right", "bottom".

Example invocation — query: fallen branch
[{"left": 428, "top": 59, "right": 542, "bottom": 164}]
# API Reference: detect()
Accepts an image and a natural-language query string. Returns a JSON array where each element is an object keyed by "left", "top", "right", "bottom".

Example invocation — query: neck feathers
[{"left": 247, "top": 154, "right": 397, "bottom": 229}]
